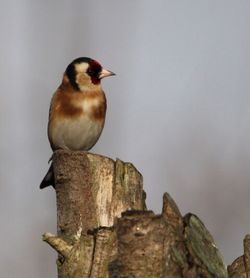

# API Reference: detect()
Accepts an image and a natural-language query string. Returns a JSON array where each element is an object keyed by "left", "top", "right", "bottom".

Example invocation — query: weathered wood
[
  {"left": 227, "top": 234, "right": 250, "bottom": 278},
  {"left": 43, "top": 150, "right": 145, "bottom": 277},
  {"left": 111, "top": 193, "right": 228, "bottom": 278},
  {"left": 42, "top": 150, "right": 237, "bottom": 277},
  {"left": 228, "top": 256, "right": 246, "bottom": 278},
  {"left": 183, "top": 214, "right": 228, "bottom": 277},
  {"left": 244, "top": 235, "right": 250, "bottom": 277},
  {"left": 114, "top": 210, "right": 182, "bottom": 277}
]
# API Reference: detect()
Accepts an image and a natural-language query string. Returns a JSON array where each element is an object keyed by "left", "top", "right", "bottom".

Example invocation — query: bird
[{"left": 40, "top": 57, "right": 115, "bottom": 189}]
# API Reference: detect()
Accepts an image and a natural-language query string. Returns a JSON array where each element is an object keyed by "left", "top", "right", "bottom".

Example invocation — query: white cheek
[{"left": 75, "top": 63, "right": 89, "bottom": 72}]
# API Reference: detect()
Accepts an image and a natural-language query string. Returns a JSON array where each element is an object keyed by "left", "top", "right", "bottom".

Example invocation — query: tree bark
[
  {"left": 110, "top": 195, "right": 228, "bottom": 278},
  {"left": 43, "top": 150, "right": 146, "bottom": 277},
  {"left": 42, "top": 150, "right": 248, "bottom": 277}
]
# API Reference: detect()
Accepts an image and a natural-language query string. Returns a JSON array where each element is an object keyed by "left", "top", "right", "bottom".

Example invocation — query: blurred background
[{"left": 0, "top": 0, "right": 249, "bottom": 276}]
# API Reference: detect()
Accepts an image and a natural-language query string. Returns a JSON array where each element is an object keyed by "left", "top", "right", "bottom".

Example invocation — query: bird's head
[{"left": 64, "top": 57, "right": 115, "bottom": 92}]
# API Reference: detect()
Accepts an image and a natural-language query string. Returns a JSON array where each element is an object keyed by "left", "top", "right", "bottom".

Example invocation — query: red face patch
[{"left": 87, "top": 60, "right": 102, "bottom": 85}]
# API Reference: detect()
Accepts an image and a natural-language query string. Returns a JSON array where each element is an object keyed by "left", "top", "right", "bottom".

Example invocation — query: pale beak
[{"left": 99, "top": 68, "right": 116, "bottom": 79}]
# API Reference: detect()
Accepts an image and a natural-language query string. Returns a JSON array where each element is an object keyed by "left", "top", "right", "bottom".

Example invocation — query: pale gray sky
[{"left": 0, "top": 1, "right": 250, "bottom": 277}]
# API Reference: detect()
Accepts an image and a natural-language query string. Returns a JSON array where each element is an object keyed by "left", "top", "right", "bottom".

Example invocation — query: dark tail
[{"left": 40, "top": 163, "right": 54, "bottom": 189}]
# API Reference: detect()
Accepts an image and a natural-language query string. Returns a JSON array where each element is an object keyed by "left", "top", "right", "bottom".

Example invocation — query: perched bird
[{"left": 40, "top": 57, "right": 115, "bottom": 189}]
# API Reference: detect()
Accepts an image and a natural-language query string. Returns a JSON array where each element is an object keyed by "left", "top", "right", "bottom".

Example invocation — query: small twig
[{"left": 42, "top": 232, "right": 73, "bottom": 258}]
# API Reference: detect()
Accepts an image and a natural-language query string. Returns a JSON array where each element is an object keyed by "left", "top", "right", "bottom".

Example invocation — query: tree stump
[
  {"left": 43, "top": 150, "right": 146, "bottom": 277},
  {"left": 42, "top": 150, "right": 249, "bottom": 277}
]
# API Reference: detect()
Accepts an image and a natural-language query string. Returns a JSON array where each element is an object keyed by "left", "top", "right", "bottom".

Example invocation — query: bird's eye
[{"left": 87, "top": 69, "right": 95, "bottom": 76}]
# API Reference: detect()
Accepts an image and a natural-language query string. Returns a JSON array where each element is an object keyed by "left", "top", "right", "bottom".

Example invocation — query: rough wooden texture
[
  {"left": 228, "top": 234, "right": 250, "bottom": 278},
  {"left": 114, "top": 210, "right": 182, "bottom": 277},
  {"left": 53, "top": 150, "right": 145, "bottom": 239},
  {"left": 112, "top": 193, "right": 228, "bottom": 278},
  {"left": 43, "top": 150, "right": 146, "bottom": 278},
  {"left": 183, "top": 214, "right": 228, "bottom": 277},
  {"left": 228, "top": 256, "right": 246, "bottom": 278},
  {"left": 42, "top": 150, "right": 248, "bottom": 277}
]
